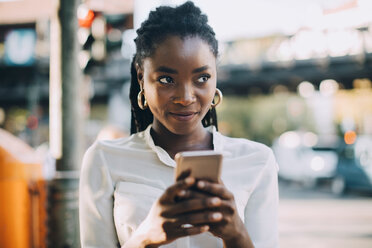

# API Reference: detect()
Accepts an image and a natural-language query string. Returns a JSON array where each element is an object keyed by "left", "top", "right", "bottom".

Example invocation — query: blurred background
[{"left": 0, "top": 0, "right": 372, "bottom": 247}]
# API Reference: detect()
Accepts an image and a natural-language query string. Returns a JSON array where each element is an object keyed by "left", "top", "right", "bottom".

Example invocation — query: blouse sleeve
[
  {"left": 79, "top": 143, "right": 120, "bottom": 248},
  {"left": 244, "top": 149, "right": 279, "bottom": 248}
]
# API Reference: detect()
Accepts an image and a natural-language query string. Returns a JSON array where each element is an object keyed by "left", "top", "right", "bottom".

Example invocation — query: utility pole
[{"left": 49, "top": 0, "right": 83, "bottom": 246}]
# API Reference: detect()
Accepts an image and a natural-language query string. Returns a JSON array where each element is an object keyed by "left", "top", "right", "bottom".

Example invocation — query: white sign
[{"left": 5, "top": 29, "right": 36, "bottom": 66}]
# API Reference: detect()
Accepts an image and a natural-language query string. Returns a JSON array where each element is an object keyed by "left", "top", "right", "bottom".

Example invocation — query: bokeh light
[
  {"left": 344, "top": 130, "right": 357, "bottom": 145},
  {"left": 311, "top": 156, "right": 325, "bottom": 171},
  {"left": 319, "top": 79, "right": 339, "bottom": 96},
  {"left": 78, "top": 4, "right": 95, "bottom": 28},
  {"left": 303, "top": 132, "right": 318, "bottom": 147},
  {"left": 279, "top": 131, "right": 301, "bottom": 148},
  {"left": 298, "top": 81, "right": 315, "bottom": 98}
]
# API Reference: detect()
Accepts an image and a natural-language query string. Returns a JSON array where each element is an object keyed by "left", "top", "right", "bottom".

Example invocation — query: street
[{"left": 279, "top": 181, "right": 372, "bottom": 248}]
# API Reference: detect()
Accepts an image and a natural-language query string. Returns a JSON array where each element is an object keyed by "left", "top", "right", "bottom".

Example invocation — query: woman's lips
[{"left": 169, "top": 112, "right": 197, "bottom": 121}]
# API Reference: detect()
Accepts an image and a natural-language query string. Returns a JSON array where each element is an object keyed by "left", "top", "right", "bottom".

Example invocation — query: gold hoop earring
[
  {"left": 137, "top": 89, "right": 148, "bottom": 110},
  {"left": 211, "top": 88, "right": 223, "bottom": 108}
]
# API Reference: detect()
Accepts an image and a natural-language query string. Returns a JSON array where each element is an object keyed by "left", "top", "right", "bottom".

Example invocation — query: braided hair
[{"left": 130, "top": 1, "right": 219, "bottom": 134}]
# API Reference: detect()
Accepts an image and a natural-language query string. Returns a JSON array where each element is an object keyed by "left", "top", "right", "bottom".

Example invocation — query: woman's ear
[{"left": 135, "top": 63, "right": 144, "bottom": 89}]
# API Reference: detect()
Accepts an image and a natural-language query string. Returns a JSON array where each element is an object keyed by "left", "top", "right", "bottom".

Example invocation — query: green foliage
[{"left": 216, "top": 93, "right": 316, "bottom": 145}]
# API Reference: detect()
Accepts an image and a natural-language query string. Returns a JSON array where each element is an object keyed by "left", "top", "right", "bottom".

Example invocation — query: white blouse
[{"left": 79, "top": 125, "right": 279, "bottom": 248}]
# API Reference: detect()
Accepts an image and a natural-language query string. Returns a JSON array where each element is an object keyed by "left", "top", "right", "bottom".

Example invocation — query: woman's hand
[
  {"left": 123, "top": 176, "right": 224, "bottom": 248},
  {"left": 195, "top": 180, "right": 255, "bottom": 248}
]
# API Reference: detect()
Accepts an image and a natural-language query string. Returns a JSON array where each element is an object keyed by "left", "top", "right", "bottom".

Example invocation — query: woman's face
[{"left": 138, "top": 35, "right": 217, "bottom": 135}]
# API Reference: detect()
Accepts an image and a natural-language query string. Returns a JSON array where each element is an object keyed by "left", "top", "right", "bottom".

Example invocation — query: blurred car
[
  {"left": 331, "top": 135, "right": 372, "bottom": 195},
  {"left": 272, "top": 131, "right": 339, "bottom": 188}
]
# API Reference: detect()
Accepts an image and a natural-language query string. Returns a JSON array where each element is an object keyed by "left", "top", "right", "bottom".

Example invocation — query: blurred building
[
  {"left": 215, "top": 0, "right": 372, "bottom": 94},
  {"left": 1, "top": 0, "right": 372, "bottom": 139},
  {"left": 132, "top": 0, "right": 372, "bottom": 95},
  {"left": 0, "top": 0, "right": 134, "bottom": 144}
]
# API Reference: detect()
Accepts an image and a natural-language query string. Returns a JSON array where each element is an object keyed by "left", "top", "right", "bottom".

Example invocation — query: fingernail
[
  {"left": 212, "top": 212, "right": 222, "bottom": 220},
  {"left": 197, "top": 181, "right": 205, "bottom": 188},
  {"left": 210, "top": 197, "right": 221, "bottom": 205},
  {"left": 178, "top": 190, "right": 186, "bottom": 197}
]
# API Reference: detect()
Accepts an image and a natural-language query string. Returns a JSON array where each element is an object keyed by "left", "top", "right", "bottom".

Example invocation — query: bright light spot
[
  {"left": 279, "top": 131, "right": 301, "bottom": 148},
  {"left": 277, "top": 40, "right": 294, "bottom": 61},
  {"left": 91, "top": 40, "right": 106, "bottom": 61},
  {"left": 344, "top": 130, "right": 357, "bottom": 145},
  {"left": 292, "top": 30, "right": 327, "bottom": 60},
  {"left": 311, "top": 156, "right": 325, "bottom": 171},
  {"left": 78, "top": 4, "right": 95, "bottom": 28},
  {"left": 121, "top": 29, "right": 136, "bottom": 60},
  {"left": 77, "top": 4, "right": 89, "bottom": 19},
  {"left": 326, "top": 30, "right": 362, "bottom": 57},
  {"left": 303, "top": 132, "right": 318, "bottom": 147},
  {"left": 298, "top": 81, "right": 315, "bottom": 98},
  {"left": 91, "top": 16, "right": 106, "bottom": 39},
  {"left": 320, "top": 79, "right": 339, "bottom": 96},
  {"left": 78, "top": 50, "right": 90, "bottom": 69},
  {"left": 77, "top": 27, "right": 90, "bottom": 45}
]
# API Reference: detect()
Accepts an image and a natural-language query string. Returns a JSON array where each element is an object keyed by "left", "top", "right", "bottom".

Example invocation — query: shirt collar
[{"left": 143, "top": 124, "right": 223, "bottom": 167}]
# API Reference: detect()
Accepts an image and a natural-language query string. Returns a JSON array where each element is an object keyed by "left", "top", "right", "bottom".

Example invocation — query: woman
[{"left": 79, "top": 2, "right": 279, "bottom": 247}]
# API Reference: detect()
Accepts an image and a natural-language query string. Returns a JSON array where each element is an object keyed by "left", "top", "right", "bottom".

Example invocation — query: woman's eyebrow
[
  {"left": 192, "top": 65, "right": 209, "bottom": 73},
  {"left": 156, "top": 66, "right": 178, "bottom": 74},
  {"left": 155, "top": 65, "right": 210, "bottom": 74}
]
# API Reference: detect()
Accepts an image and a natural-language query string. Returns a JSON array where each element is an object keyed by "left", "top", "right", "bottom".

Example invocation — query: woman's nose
[{"left": 172, "top": 85, "right": 196, "bottom": 106}]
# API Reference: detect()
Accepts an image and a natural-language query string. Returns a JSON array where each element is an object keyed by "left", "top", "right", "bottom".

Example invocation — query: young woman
[{"left": 79, "top": 2, "right": 279, "bottom": 247}]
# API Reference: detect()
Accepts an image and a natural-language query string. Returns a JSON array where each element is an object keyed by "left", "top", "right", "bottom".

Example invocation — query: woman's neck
[{"left": 150, "top": 124, "right": 213, "bottom": 159}]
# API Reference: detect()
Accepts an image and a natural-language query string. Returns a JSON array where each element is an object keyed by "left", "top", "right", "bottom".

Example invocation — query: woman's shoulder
[
  {"left": 81, "top": 131, "right": 149, "bottom": 172},
  {"left": 89, "top": 131, "right": 148, "bottom": 153}
]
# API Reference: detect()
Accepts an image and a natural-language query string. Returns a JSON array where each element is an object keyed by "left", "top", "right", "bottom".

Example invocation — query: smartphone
[{"left": 174, "top": 150, "right": 223, "bottom": 182}]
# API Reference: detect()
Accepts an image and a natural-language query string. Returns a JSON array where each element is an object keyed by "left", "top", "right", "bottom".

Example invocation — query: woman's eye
[
  {"left": 158, "top": 76, "right": 174, "bottom": 84},
  {"left": 197, "top": 75, "right": 210, "bottom": 83}
]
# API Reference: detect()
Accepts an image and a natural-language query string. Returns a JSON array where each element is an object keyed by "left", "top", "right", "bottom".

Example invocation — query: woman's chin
[{"left": 164, "top": 122, "right": 202, "bottom": 136}]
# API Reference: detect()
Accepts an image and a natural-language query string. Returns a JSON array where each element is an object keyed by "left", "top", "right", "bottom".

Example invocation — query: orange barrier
[{"left": 0, "top": 146, "right": 47, "bottom": 248}]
